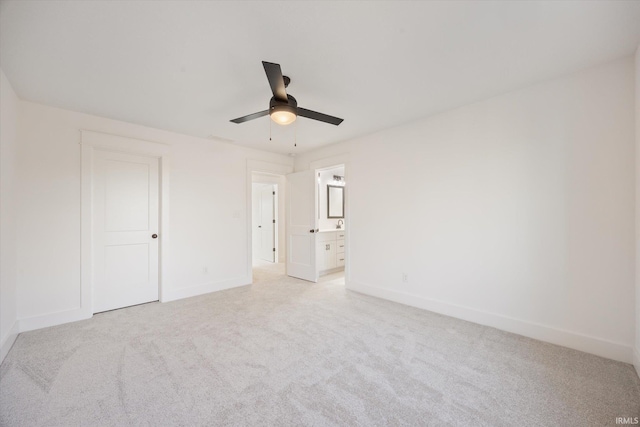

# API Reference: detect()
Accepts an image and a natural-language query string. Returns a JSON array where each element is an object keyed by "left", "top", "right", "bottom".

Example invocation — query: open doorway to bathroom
[{"left": 315, "top": 164, "right": 346, "bottom": 285}]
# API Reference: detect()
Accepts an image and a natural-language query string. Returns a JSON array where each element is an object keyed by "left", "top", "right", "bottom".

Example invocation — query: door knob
[
  {"left": 310, "top": 229, "right": 315, "bottom": 233},
  {"left": 151, "top": 234, "right": 158, "bottom": 239}
]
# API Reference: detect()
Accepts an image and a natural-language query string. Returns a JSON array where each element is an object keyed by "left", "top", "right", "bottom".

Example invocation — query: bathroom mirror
[{"left": 327, "top": 185, "right": 344, "bottom": 218}]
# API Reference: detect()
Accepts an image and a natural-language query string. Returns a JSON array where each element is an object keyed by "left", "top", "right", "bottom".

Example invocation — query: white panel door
[
  {"left": 93, "top": 150, "right": 159, "bottom": 313},
  {"left": 259, "top": 185, "right": 275, "bottom": 262},
  {"left": 286, "top": 170, "right": 318, "bottom": 282}
]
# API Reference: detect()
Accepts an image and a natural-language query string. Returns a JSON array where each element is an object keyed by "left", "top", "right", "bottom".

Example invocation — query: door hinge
[
  {"left": 272, "top": 219, "right": 276, "bottom": 223},
  {"left": 273, "top": 191, "right": 275, "bottom": 195},
  {"left": 273, "top": 248, "right": 276, "bottom": 252}
]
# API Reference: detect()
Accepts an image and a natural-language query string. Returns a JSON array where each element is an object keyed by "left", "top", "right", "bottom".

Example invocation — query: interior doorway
[
  {"left": 284, "top": 163, "right": 346, "bottom": 283},
  {"left": 251, "top": 172, "right": 286, "bottom": 268},
  {"left": 252, "top": 183, "right": 276, "bottom": 263},
  {"left": 315, "top": 164, "right": 346, "bottom": 283}
]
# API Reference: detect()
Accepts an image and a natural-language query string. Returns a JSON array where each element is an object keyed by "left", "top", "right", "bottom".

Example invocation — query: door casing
[
  {"left": 246, "top": 161, "right": 293, "bottom": 283},
  {"left": 81, "top": 130, "right": 170, "bottom": 317}
]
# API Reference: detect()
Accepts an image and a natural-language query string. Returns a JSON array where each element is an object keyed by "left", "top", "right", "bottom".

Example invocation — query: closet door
[{"left": 93, "top": 150, "right": 159, "bottom": 313}]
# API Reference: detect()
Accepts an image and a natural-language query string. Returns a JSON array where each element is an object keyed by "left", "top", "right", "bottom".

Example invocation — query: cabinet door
[
  {"left": 326, "top": 242, "right": 337, "bottom": 269},
  {"left": 316, "top": 241, "right": 327, "bottom": 270},
  {"left": 318, "top": 241, "right": 337, "bottom": 270}
]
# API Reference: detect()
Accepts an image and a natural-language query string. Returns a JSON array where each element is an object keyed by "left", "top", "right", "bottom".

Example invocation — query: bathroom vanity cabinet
[{"left": 317, "top": 230, "right": 345, "bottom": 274}]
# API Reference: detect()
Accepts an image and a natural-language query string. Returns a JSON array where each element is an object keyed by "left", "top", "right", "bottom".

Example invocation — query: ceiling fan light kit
[
  {"left": 230, "top": 61, "right": 343, "bottom": 128},
  {"left": 269, "top": 96, "right": 297, "bottom": 125}
]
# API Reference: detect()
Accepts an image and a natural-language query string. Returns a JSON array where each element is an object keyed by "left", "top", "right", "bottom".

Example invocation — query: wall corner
[{"left": 635, "top": 44, "right": 640, "bottom": 377}]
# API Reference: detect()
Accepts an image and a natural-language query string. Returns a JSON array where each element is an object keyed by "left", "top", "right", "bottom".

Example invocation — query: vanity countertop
[{"left": 318, "top": 229, "right": 345, "bottom": 233}]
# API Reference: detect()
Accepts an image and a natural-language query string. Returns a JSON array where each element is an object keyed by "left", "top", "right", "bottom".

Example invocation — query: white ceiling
[{"left": 2, "top": 1, "right": 640, "bottom": 155}]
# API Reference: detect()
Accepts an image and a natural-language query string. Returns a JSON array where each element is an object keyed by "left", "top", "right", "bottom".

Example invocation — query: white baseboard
[
  {"left": 634, "top": 347, "right": 640, "bottom": 379},
  {"left": 0, "top": 321, "right": 19, "bottom": 364},
  {"left": 161, "top": 276, "right": 250, "bottom": 302},
  {"left": 13, "top": 279, "right": 250, "bottom": 337},
  {"left": 19, "top": 307, "right": 92, "bottom": 334},
  {"left": 347, "top": 281, "right": 633, "bottom": 364}
]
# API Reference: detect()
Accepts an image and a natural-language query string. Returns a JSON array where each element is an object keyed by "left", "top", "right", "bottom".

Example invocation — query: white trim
[
  {"left": 0, "top": 321, "right": 19, "bottom": 364},
  {"left": 634, "top": 347, "right": 640, "bottom": 378},
  {"left": 247, "top": 160, "right": 293, "bottom": 177},
  {"left": 80, "top": 129, "right": 170, "bottom": 154},
  {"left": 161, "top": 276, "right": 250, "bottom": 302},
  {"left": 18, "top": 308, "right": 88, "bottom": 333},
  {"left": 347, "top": 280, "right": 634, "bottom": 364},
  {"left": 246, "top": 160, "right": 294, "bottom": 283},
  {"left": 80, "top": 130, "right": 171, "bottom": 315}
]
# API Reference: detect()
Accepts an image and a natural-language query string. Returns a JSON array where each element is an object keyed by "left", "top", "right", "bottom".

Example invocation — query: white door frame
[
  {"left": 81, "top": 130, "right": 170, "bottom": 318},
  {"left": 246, "top": 160, "right": 293, "bottom": 282}
]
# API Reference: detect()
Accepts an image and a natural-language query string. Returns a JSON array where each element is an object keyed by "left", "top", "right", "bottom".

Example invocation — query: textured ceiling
[{"left": 1, "top": 1, "right": 640, "bottom": 154}]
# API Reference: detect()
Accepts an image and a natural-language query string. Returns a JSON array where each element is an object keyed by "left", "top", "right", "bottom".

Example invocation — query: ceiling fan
[{"left": 230, "top": 61, "right": 343, "bottom": 126}]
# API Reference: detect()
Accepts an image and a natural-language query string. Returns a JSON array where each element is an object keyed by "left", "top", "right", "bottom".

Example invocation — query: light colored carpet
[{"left": 1, "top": 264, "right": 638, "bottom": 426}]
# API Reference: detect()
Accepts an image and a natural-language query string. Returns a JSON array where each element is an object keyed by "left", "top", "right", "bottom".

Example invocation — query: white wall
[
  {"left": 296, "top": 56, "right": 636, "bottom": 363},
  {"left": 16, "top": 101, "right": 293, "bottom": 330},
  {"left": 635, "top": 45, "right": 640, "bottom": 376},
  {"left": 0, "top": 69, "right": 19, "bottom": 363},
  {"left": 252, "top": 173, "right": 286, "bottom": 263}
]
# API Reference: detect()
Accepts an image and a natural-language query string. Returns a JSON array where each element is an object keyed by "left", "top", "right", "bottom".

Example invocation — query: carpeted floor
[{"left": 1, "top": 263, "right": 638, "bottom": 426}]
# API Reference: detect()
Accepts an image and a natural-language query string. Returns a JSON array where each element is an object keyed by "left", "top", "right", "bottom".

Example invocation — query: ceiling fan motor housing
[{"left": 269, "top": 94, "right": 297, "bottom": 113}]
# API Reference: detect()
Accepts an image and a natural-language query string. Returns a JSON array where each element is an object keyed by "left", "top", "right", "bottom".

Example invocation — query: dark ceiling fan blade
[
  {"left": 262, "top": 61, "right": 288, "bottom": 102},
  {"left": 297, "top": 107, "right": 344, "bottom": 126},
  {"left": 230, "top": 110, "right": 269, "bottom": 124}
]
